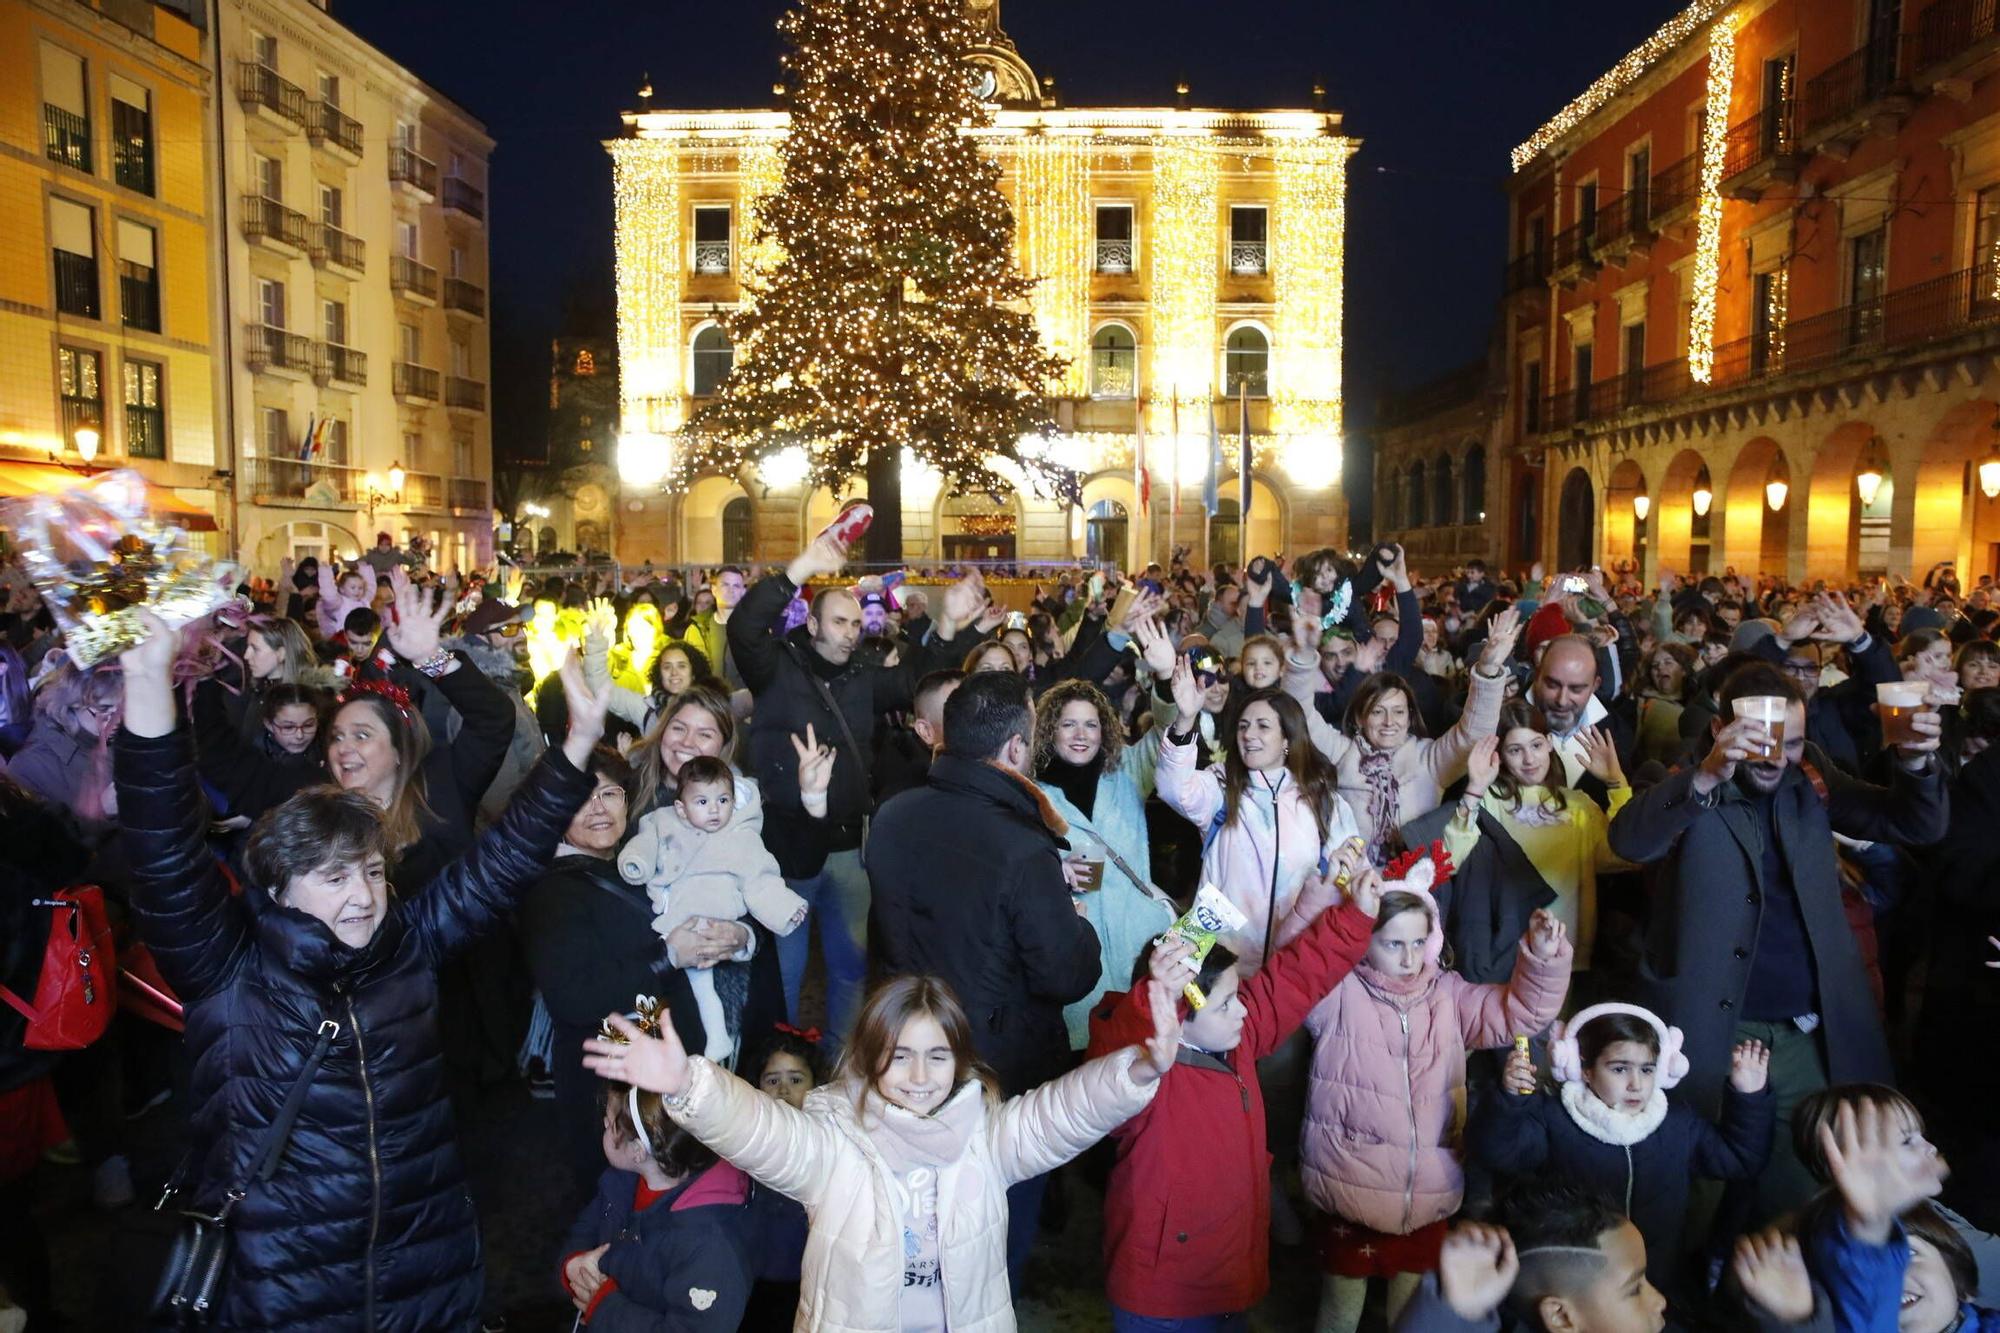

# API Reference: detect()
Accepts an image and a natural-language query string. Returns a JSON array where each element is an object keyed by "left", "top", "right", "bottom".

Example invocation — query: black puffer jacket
[{"left": 115, "top": 724, "right": 591, "bottom": 1331}]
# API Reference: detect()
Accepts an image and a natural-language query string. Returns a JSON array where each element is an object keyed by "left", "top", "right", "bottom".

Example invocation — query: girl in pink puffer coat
[{"left": 1301, "top": 847, "right": 1573, "bottom": 1333}]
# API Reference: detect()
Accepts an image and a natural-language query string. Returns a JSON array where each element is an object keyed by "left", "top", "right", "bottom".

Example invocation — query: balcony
[
  {"left": 1228, "top": 240, "right": 1267, "bottom": 276},
  {"left": 1721, "top": 101, "right": 1808, "bottom": 201},
  {"left": 1910, "top": 0, "right": 2000, "bottom": 99},
  {"left": 236, "top": 61, "right": 308, "bottom": 127},
  {"left": 1800, "top": 38, "right": 1916, "bottom": 157},
  {"left": 60, "top": 394, "right": 102, "bottom": 444},
  {"left": 242, "top": 194, "right": 309, "bottom": 253},
  {"left": 441, "top": 176, "right": 485, "bottom": 222},
  {"left": 315, "top": 342, "right": 368, "bottom": 387},
  {"left": 390, "top": 254, "right": 439, "bottom": 303},
  {"left": 1648, "top": 152, "right": 1701, "bottom": 228},
  {"left": 119, "top": 262, "right": 160, "bottom": 333},
  {"left": 1095, "top": 238, "right": 1134, "bottom": 274},
  {"left": 401, "top": 470, "right": 445, "bottom": 509},
  {"left": 54, "top": 250, "right": 99, "bottom": 320},
  {"left": 442, "top": 276, "right": 486, "bottom": 318},
  {"left": 307, "top": 100, "right": 364, "bottom": 161},
  {"left": 310, "top": 222, "right": 365, "bottom": 275},
  {"left": 245, "top": 324, "right": 313, "bottom": 377},
  {"left": 692, "top": 240, "right": 731, "bottom": 275},
  {"left": 1549, "top": 221, "right": 1597, "bottom": 287},
  {"left": 445, "top": 376, "right": 487, "bottom": 412},
  {"left": 43, "top": 105, "right": 91, "bottom": 173},
  {"left": 389, "top": 146, "right": 437, "bottom": 198},
  {"left": 125, "top": 403, "right": 165, "bottom": 460},
  {"left": 449, "top": 477, "right": 490, "bottom": 511},
  {"left": 1591, "top": 191, "right": 1655, "bottom": 266},
  {"left": 247, "top": 455, "right": 361, "bottom": 506},
  {"left": 1503, "top": 249, "right": 1548, "bottom": 296},
  {"left": 393, "top": 362, "right": 440, "bottom": 402}
]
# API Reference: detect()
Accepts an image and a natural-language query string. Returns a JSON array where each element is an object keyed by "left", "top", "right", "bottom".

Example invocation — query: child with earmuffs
[{"left": 1467, "top": 1001, "right": 1777, "bottom": 1299}]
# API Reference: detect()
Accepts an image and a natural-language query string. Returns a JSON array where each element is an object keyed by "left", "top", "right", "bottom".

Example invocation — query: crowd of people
[{"left": 3, "top": 520, "right": 1999, "bottom": 1333}]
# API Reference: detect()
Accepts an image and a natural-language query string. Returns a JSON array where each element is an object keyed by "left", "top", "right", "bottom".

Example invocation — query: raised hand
[
  {"left": 1812, "top": 590, "right": 1864, "bottom": 643},
  {"left": 1732, "top": 1230, "right": 1813, "bottom": 1323},
  {"left": 940, "top": 568, "right": 988, "bottom": 632},
  {"left": 1384, "top": 544, "right": 1412, "bottom": 593},
  {"left": 1132, "top": 615, "right": 1177, "bottom": 678},
  {"left": 385, "top": 577, "right": 448, "bottom": 665},
  {"left": 558, "top": 649, "right": 613, "bottom": 766},
  {"left": 585, "top": 596, "right": 619, "bottom": 644},
  {"left": 1436, "top": 1223, "right": 1520, "bottom": 1322},
  {"left": 1353, "top": 634, "right": 1388, "bottom": 675},
  {"left": 1698, "top": 716, "right": 1766, "bottom": 791},
  {"left": 790, "top": 724, "right": 836, "bottom": 813},
  {"left": 1345, "top": 865, "right": 1385, "bottom": 921},
  {"left": 1169, "top": 656, "right": 1204, "bottom": 730},
  {"left": 785, "top": 530, "right": 848, "bottom": 587},
  {"left": 582, "top": 1010, "right": 691, "bottom": 1098},
  {"left": 1502, "top": 1042, "right": 1537, "bottom": 1096},
  {"left": 974, "top": 601, "right": 1008, "bottom": 635},
  {"left": 1289, "top": 611, "right": 1319, "bottom": 661},
  {"left": 1465, "top": 734, "right": 1501, "bottom": 795},
  {"left": 1244, "top": 563, "right": 1273, "bottom": 608},
  {"left": 1477, "top": 606, "right": 1522, "bottom": 673},
  {"left": 1525, "top": 909, "right": 1567, "bottom": 962},
  {"left": 1730, "top": 1040, "right": 1771, "bottom": 1094},
  {"left": 1130, "top": 977, "right": 1183, "bottom": 1085},
  {"left": 1778, "top": 600, "right": 1820, "bottom": 647},
  {"left": 1819, "top": 1099, "right": 1948, "bottom": 1244},
  {"left": 1577, "top": 725, "right": 1625, "bottom": 786},
  {"left": 1117, "top": 588, "right": 1166, "bottom": 635},
  {"left": 1147, "top": 934, "right": 1197, "bottom": 989},
  {"left": 1893, "top": 707, "right": 1943, "bottom": 768}
]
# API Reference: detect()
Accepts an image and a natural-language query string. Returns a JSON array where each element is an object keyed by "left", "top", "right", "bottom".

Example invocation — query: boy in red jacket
[{"left": 1087, "top": 857, "right": 1384, "bottom": 1328}]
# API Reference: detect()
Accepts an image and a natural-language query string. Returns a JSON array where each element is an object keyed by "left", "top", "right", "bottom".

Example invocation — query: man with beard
[
  {"left": 1606, "top": 661, "right": 1947, "bottom": 1220},
  {"left": 1530, "top": 635, "right": 1637, "bottom": 806}
]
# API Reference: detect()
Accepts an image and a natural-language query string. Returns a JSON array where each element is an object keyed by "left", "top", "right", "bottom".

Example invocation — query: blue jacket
[
  {"left": 1806, "top": 1209, "right": 2000, "bottom": 1333},
  {"left": 115, "top": 725, "right": 591, "bottom": 1330},
  {"left": 561, "top": 1162, "right": 755, "bottom": 1331},
  {"left": 1467, "top": 1079, "right": 1774, "bottom": 1289}
]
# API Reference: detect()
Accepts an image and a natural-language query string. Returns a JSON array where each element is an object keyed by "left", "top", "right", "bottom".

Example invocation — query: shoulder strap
[
  {"left": 804, "top": 669, "right": 866, "bottom": 774},
  {"left": 1073, "top": 828, "right": 1173, "bottom": 908},
  {"left": 1799, "top": 759, "right": 1830, "bottom": 806},
  {"left": 213, "top": 1017, "right": 340, "bottom": 1217}
]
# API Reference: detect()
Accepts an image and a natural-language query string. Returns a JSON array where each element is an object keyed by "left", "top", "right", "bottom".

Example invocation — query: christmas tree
[{"left": 681, "top": 0, "right": 1074, "bottom": 564}]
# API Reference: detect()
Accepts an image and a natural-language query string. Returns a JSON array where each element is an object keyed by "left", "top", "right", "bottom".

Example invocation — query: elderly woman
[
  {"left": 521, "top": 744, "right": 786, "bottom": 1192},
  {"left": 9, "top": 659, "right": 120, "bottom": 830},
  {"left": 113, "top": 611, "right": 608, "bottom": 1330}
]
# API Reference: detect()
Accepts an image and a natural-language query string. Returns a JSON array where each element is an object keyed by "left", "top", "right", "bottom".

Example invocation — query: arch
[
  {"left": 689, "top": 321, "right": 733, "bottom": 397},
  {"left": 1222, "top": 320, "right": 1271, "bottom": 399},
  {"left": 1723, "top": 437, "right": 1789, "bottom": 577},
  {"left": 1432, "top": 452, "right": 1456, "bottom": 526},
  {"left": 680, "top": 473, "right": 747, "bottom": 563},
  {"left": 1088, "top": 320, "right": 1139, "bottom": 400},
  {"left": 1244, "top": 474, "right": 1285, "bottom": 560},
  {"left": 936, "top": 488, "right": 1023, "bottom": 564},
  {"left": 1906, "top": 398, "right": 2000, "bottom": 581},
  {"left": 1081, "top": 471, "right": 1138, "bottom": 566},
  {"left": 1408, "top": 458, "right": 1428, "bottom": 528},
  {"left": 1086, "top": 499, "right": 1128, "bottom": 565},
  {"left": 1557, "top": 466, "right": 1594, "bottom": 572},
  {"left": 1805, "top": 421, "right": 1879, "bottom": 582},
  {"left": 1604, "top": 457, "right": 1647, "bottom": 579},
  {"left": 253, "top": 518, "right": 364, "bottom": 570},
  {"left": 1461, "top": 445, "right": 1487, "bottom": 525},
  {"left": 1655, "top": 447, "right": 1711, "bottom": 576}
]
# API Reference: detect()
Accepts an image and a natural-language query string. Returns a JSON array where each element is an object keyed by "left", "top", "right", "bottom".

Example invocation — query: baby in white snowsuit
[{"left": 618, "top": 757, "right": 807, "bottom": 1062}]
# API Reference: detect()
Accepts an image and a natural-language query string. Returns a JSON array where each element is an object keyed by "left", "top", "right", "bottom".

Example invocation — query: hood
[{"left": 669, "top": 1159, "right": 751, "bottom": 1211}]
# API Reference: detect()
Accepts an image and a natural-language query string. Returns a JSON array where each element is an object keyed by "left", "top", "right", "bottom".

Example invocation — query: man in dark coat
[
  {"left": 1607, "top": 660, "right": 1947, "bottom": 1221},
  {"left": 865, "top": 669, "right": 1102, "bottom": 1287},
  {"left": 728, "top": 530, "right": 987, "bottom": 1035},
  {"left": 1531, "top": 634, "right": 1639, "bottom": 809},
  {"left": 114, "top": 614, "right": 606, "bottom": 1331},
  {"left": 1744, "top": 590, "right": 1899, "bottom": 775}
]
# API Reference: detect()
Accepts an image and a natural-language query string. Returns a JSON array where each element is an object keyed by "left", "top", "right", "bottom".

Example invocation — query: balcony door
[
  {"left": 1762, "top": 54, "right": 1797, "bottom": 152},
  {"left": 1847, "top": 226, "right": 1888, "bottom": 348}
]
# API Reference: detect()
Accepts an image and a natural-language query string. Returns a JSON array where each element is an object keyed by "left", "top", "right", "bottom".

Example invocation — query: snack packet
[{"left": 1157, "top": 884, "right": 1249, "bottom": 1009}]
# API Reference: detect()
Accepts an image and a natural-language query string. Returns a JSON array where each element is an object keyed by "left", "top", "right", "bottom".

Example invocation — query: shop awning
[{"left": 0, "top": 461, "right": 220, "bottom": 532}]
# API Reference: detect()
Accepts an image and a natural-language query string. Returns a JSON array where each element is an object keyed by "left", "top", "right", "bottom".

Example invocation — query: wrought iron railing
[
  {"left": 1228, "top": 240, "right": 1267, "bottom": 275},
  {"left": 450, "top": 477, "right": 490, "bottom": 510},
  {"left": 1503, "top": 249, "right": 1549, "bottom": 294},
  {"left": 1912, "top": 0, "right": 1999, "bottom": 72},
  {"left": 1649, "top": 153, "right": 1701, "bottom": 220},
  {"left": 443, "top": 277, "right": 486, "bottom": 317},
  {"left": 246, "top": 324, "right": 312, "bottom": 375},
  {"left": 119, "top": 262, "right": 159, "bottom": 332},
  {"left": 43, "top": 104, "right": 91, "bottom": 172},
  {"left": 310, "top": 222, "right": 365, "bottom": 272},
  {"left": 1550, "top": 221, "right": 1592, "bottom": 273},
  {"left": 247, "top": 456, "right": 361, "bottom": 504},
  {"left": 316, "top": 342, "right": 368, "bottom": 386},
  {"left": 126, "top": 403, "right": 165, "bottom": 459},
  {"left": 1722, "top": 100, "right": 1801, "bottom": 180},
  {"left": 112, "top": 105, "right": 152, "bottom": 193},
  {"left": 1090, "top": 349, "right": 1136, "bottom": 398},
  {"left": 308, "top": 100, "right": 363, "bottom": 156},
  {"left": 389, "top": 146, "right": 438, "bottom": 195},
  {"left": 393, "top": 362, "right": 441, "bottom": 400},
  {"left": 1801, "top": 38, "right": 1907, "bottom": 136},
  {"left": 1095, "top": 238, "right": 1134, "bottom": 274},
  {"left": 445, "top": 377, "right": 486, "bottom": 411},
  {"left": 54, "top": 250, "right": 99, "bottom": 319},
  {"left": 237, "top": 61, "right": 307, "bottom": 125},
  {"left": 391, "top": 254, "right": 439, "bottom": 301},
  {"left": 243, "top": 194, "right": 310, "bottom": 249},
  {"left": 693, "top": 240, "right": 731, "bottom": 274},
  {"left": 442, "top": 177, "right": 484, "bottom": 220}
]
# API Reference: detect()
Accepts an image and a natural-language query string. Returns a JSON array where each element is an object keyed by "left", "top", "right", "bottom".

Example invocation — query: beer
[
  {"left": 1877, "top": 681, "right": 1927, "bottom": 748},
  {"left": 1074, "top": 859, "right": 1105, "bottom": 892},
  {"left": 1731, "top": 694, "right": 1788, "bottom": 761}
]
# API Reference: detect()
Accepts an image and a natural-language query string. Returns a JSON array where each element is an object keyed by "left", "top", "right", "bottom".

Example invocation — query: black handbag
[{"left": 149, "top": 1016, "right": 341, "bottom": 1327}]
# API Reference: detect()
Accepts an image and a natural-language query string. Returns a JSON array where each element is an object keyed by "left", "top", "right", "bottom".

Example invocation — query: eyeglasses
[
  {"left": 269, "top": 720, "right": 319, "bottom": 736},
  {"left": 586, "top": 784, "right": 626, "bottom": 806}
]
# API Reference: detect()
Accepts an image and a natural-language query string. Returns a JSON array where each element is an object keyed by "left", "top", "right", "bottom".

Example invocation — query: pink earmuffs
[{"left": 1549, "top": 1002, "right": 1688, "bottom": 1090}]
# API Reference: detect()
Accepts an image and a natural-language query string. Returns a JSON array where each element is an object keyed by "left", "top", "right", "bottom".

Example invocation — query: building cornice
[{"left": 618, "top": 106, "right": 1348, "bottom": 145}]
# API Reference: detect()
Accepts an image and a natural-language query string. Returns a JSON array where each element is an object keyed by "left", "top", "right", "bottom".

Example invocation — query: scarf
[
  {"left": 1559, "top": 1079, "right": 1668, "bottom": 1146},
  {"left": 1357, "top": 745, "right": 1401, "bottom": 866},
  {"left": 1037, "top": 750, "right": 1105, "bottom": 821}
]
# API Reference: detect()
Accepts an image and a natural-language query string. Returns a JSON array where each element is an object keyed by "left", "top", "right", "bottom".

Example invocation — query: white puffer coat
[{"left": 666, "top": 1047, "right": 1158, "bottom": 1332}]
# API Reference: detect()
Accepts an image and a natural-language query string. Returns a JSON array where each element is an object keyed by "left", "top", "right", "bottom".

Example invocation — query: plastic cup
[
  {"left": 1075, "top": 860, "right": 1105, "bottom": 892},
  {"left": 1877, "top": 681, "right": 1927, "bottom": 747},
  {"left": 1732, "top": 694, "right": 1788, "bottom": 761}
]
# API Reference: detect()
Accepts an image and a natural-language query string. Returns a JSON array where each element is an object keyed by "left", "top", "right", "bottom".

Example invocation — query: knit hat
[
  {"left": 1729, "top": 618, "right": 1780, "bottom": 653},
  {"left": 1901, "top": 606, "right": 1948, "bottom": 634}
]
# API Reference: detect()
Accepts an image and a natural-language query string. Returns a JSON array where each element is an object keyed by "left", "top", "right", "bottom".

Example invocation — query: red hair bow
[
  {"left": 775, "top": 1022, "right": 822, "bottom": 1044},
  {"left": 343, "top": 677, "right": 413, "bottom": 718}
]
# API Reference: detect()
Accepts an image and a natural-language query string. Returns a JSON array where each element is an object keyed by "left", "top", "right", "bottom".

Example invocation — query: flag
[
  {"left": 299, "top": 414, "right": 316, "bottom": 462},
  {"left": 1202, "top": 400, "right": 1222, "bottom": 518},
  {"left": 1170, "top": 394, "right": 1181, "bottom": 518},
  {"left": 1133, "top": 395, "right": 1150, "bottom": 512},
  {"left": 1238, "top": 379, "right": 1252, "bottom": 521}
]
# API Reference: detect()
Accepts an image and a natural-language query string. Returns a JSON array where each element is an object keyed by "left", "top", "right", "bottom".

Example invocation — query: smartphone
[
  {"left": 1561, "top": 575, "right": 1589, "bottom": 594},
  {"left": 1088, "top": 571, "right": 1106, "bottom": 600},
  {"left": 1004, "top": 610, "right": 1028, "bottom": 631}
]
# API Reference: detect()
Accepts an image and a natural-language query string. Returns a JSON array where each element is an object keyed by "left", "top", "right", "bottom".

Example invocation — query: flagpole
[
  {"left": 1131, "top": 393, "right": 1146, "bottom": 572},
  {"left": 1169, "top": 389, "right": 1180, "bottom": 567},
  {"left": 1238, "top": 380, "right": 1250, "bottom": 569}
]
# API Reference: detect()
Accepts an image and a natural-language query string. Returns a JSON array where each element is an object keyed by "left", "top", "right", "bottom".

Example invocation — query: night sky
[{"left": 331, "top": 0, "right": 1684, "bottom": 498}]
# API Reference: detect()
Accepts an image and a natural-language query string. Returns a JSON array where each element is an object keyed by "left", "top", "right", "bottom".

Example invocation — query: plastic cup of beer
[
  {"left": 1877, "top": 681, "right": 1927, "bottom": 747},
  {"left": 1076, "top": 860, "right": 1105, "bottom": 892},
  {"left": 1731, "top": 694, "right": 1788, "bottom": 761}
]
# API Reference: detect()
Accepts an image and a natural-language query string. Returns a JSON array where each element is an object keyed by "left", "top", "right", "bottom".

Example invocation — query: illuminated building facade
[
  {"left": 1371, "top": 359, "right": 1504, "bottom": 569},
  {"left": 1506, "top": 0, "right": 2000, "bottom": 582},
  {"left": 607, "top": 3, "right": 1356, "bottom": 567}
]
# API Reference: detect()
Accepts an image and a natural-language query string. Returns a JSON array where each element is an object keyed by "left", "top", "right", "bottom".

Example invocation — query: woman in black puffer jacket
[{"left": 113, "top": 608, "right": 608, "bottom": 1331}]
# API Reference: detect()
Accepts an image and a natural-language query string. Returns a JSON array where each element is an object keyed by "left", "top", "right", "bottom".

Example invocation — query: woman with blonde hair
[{"left": 584, "top": 971, "right": 1178, "bottom": 1332}]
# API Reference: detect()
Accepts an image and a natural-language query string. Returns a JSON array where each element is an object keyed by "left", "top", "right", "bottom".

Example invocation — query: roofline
[{"left": 614, "top": 105, "right": 1349, "bottom": 144}]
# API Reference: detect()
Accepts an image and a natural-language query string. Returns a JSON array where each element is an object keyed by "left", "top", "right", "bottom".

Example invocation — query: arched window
[
  {"left": 1224, "top": 326, "right": 1269, "bottom": 398},
  {"left": 1090, "top": 325, "right": 1137, "bottom": 399},
  {"left": 1408, "top": 459, "right": 1427, "bottom": 528},
  {"left": 1208, "top": 496, "right": 1241, "bottom": 559},
  {"left": 1462, "top": 446, "right": 1486, "bottom": 523},
  {"left": 691, "top": 325, "right": 733, "bottom": 396},
  {"left": 722, "top": 494, "right": 753, "bottom": 563},
  {"left": 1433, "top": 454, "right": 1455, "bottom": 526},
  {"left": 1086, "top": 498, "right": 1128, "bottom": 564}
]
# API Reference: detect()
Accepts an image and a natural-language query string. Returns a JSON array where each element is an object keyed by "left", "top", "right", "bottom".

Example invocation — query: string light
[
  {"left": 1762, "top": 265, "right": 1788, "bottom": 372},
  {"left": 1150, "top": 137, "right": 1219, "bottom": 432},
  {"left": 610, "top": 139, "right": 685, "bottom": 472},
  {"left": 1511, "top": 0, "right": 1740, "bottom": 173},
  {"left": 1270, "top": 138, "right": 1350, "bottom": 484},
  {"left": 1010, "top": 136, "right": 1092, "bottom": 398},
  {"left": 737, "top": 139, "right": 786, "bottom": 296},
  {"left": 1688, "top": 11, "right": 1736, "bottom": 385}
]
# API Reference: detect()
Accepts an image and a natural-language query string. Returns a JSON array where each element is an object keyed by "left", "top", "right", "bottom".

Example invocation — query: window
[
  {"left": 1577, "top": 180, "right": 1599, "bottom": 236},
  {"left": 117, "top": 219, "right": 159, "bottom": 333},
  {"left": 574, "top": 348, "right": 596, "bottom": 376},
  {"left": 395, "top": 120, "right": 417, "bottom": 152},
  {"left": 322, "top": 299, "right": 348, "bottom": 347},
  {"left": 322, "top": 417, "right": 349, "bottom": 466},
  {"left": 318, "top": 71, "right": 340, "bottom": 107},
  {"left": 59, "top": 346, "right": 103, "bottom": 442},
  {"left": 1978, "top": 186, "right": 2000, "bottom": 309},
  {"left": 691, "top": 325, "right": 733, "bottom": 395},
  {"left": 1095, "top": 204, "right": 1134, "bottom": 273},
  {"left": 453, "top": 434, "right": 473, "bottom": 477},
  {"left": 319, "top": 184, "right": 343, "bottom": 229},
  {"left": 1627, "top": 145, "right": 1651, "bottom": 220},
  {"left": 1089, "top": 324, "right": 1137, "bottom": 398},
  {"left": 252, "top": 30, "right": 278, "bottom": 68},
  {"left": 399, "top": 322, "right": 421, "bottom": 363},
  {"left": 51, "top": 198, "right": 99, "bottom": 319},
  {"left": 258, "top": 277, "right": 286, "bottom": 329},
  {"left": 255, "top": 153, "right": 283, "bottom": 203},
  {"left": 1622, "top": 321, "right": 1646, "bottom": 402},
  {"left": 1228, "top": 206, "right": 1268, "bottom": 275},
  {"left": 396, "top": 219, "right": 418, "bottom": 258},
  {"left": 260, "top": 405, "right": 289, "bottom": 460},
  {"left": 110, "top": 75, "right": 153, "bottom": 194},
  {"left": 41, "top": 44, "right": 91, "bottom": 172},
  {"left": 1408, "top": 460, "right": 1428, "bottom": 528},
  {"left": 1573, "top": 341, "right": 1595, "bottom": 419},
  {"left": 1432, "top": 455, "right": 1455, "bottom": 526},
  {"left": 693, "top": 205, "right": 731, "bottom": 274},
  {"left": 1847, "top": 225, "right": 1887, "bottom": 347},
  {"left": 1752, "top": 271, "right": 1785, "bottom": 372},
  {"left": 1761, "top": 54, "right": 1797, "bottom": 153},
  {"left": 448, "top": 150, "right": 464, "bottom": 178},
  {"left": 449, "top": 336, "right": 470, "bottom": 378},
  {"left": 1223, "top": 326, "right": 1269, "bottom": 398},
  {"left": 1523, "top": 359, "right": 1544, "bottom": 433},
  {"left": 124, "top": 358, "right": 163, "bottom": 459},
  {"left": 1462, "top": 445, "right": 1487, "bottom": 522},
  {"left": 448, "top": 244, "right": 465, "bottom": 279}
]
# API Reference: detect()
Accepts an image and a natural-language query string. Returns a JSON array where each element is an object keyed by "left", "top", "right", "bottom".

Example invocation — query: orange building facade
[{"left": 1504, "top": 0, "right": 2000, "bottom": 583}]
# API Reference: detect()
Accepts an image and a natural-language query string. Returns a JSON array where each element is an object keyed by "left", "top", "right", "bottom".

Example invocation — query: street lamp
[
  {"left": 73, "top": 426, "right": 100, "bottom": 465},
  {"left": 1983, "top": 411, "right": 2000, "bottom": 500},
  {"left": 1632, "top": 492, "right": 1650, "bottom": 521},
  {"left": 1855, "top": 435, "right": 1887, "bottom": 509},
  {"left": 1765, "top": 455, "right": 1789, "bottom": 512},
  {"left": 363, "top": 462, "right": 405, "bottom": 519},
  {"left": 1691, "top": 464, "right": 1713, "bottom": 517}
]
